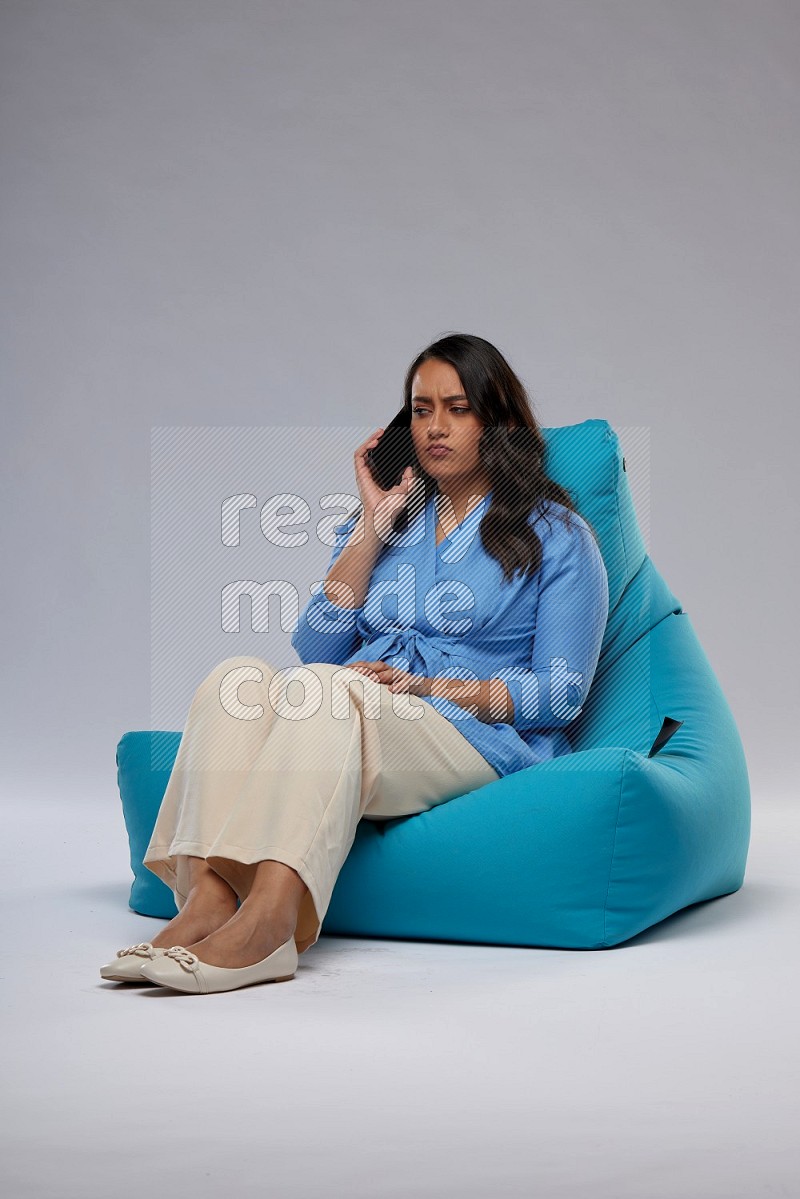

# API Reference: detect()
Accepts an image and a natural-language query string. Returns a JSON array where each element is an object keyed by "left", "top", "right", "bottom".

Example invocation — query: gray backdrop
[{"left": 2, "top": 0, "right": 797, "bottom": 798}]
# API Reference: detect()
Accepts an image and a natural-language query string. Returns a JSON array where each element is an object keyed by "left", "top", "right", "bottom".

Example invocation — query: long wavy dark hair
[{"left": 354, "top": 332, "right": 595, "bottom": 584}]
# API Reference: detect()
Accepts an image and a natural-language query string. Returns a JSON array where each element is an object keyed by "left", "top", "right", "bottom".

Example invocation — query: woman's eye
[{"left": 412, "top": 406, "right": 470, "bottom": 415}]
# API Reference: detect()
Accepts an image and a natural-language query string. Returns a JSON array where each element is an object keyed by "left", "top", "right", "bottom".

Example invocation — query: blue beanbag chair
[{"left": 115, "top": 418, "right": 751, "bottom": 948}]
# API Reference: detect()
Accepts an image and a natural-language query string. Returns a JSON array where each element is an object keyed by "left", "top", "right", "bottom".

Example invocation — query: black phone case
[{"left": 366, "top": 408, "right": 415, "bottom": 491}]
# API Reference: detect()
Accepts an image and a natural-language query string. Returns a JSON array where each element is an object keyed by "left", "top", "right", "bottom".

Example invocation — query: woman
[{"left": 100, "top": 332, "right": 609, "bottom": 994}]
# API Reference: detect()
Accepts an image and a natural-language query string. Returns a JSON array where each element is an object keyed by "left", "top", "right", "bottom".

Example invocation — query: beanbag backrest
[{"left": 542, "top": 418, "right": 647, "bottom": 612}]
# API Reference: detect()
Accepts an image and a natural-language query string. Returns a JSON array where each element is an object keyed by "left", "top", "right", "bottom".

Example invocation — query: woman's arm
[
  {"left": 497, "top": 518, "right": 609, "bottom": 732},
  {"left": 292, "top": 429, "right": 418, "bottom": 667},
  {"left": 291, "top": 509, "right": 382, "bottom": 666},
  {"left": 363, "top": 664, "right": 515, "bottom": 724},
  {"left": 427, "top": 675, "right": 515, "bottom": 723},
  {"left": 321, "top": 508, "right": 385, "bottom": 611}
]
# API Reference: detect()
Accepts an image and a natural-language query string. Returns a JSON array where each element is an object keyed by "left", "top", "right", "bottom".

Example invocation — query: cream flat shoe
[
  {"left": 100, "top": 941, "right": 171, "bottom": 983},
  {"left": 139, "top": 937, "right": 298, "bottom": 994}
]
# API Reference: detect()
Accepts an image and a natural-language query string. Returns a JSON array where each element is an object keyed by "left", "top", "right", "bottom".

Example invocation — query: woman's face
[{"left": 409, "top": 359, "right": 488, "bottom": 492}]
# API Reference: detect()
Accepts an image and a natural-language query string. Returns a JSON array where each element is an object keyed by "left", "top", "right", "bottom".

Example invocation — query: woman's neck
[{"left": 434, "top": 480, "right": 491, "bottom": 525}]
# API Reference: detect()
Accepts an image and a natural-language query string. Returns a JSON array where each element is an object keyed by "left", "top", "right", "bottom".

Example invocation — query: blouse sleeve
[
  {"left": 290, "top": 509, "right": 366, "bottom": 666},
  {"left": 498, "top": 517, "right": 609, "bottom": 733}
]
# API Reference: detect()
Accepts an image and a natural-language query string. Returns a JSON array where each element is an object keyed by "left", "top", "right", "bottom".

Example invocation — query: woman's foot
[
  {"left": 149, "top": 877, "right": 239, "bottom": 950},
  {"left": 181, "top": 904, "right": 296, "bottom": 969}
]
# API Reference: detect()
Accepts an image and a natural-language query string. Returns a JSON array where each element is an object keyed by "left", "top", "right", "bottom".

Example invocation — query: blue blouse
[{"left": 291, "top": 489, "right": 609, "bottom": 779}]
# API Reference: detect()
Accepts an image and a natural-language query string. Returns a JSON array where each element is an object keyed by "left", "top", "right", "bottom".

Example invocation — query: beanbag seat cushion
[{"left": 115, "top": 419, "right": 750, "bottom": 948}]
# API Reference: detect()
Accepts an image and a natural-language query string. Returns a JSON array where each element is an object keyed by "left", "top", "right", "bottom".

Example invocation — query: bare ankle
[
  {"left": 235, "top": 897, "right": 296, "bottom": 942},
  {"left": 185, "top": 872, "right": 238, "bottom": 908}
]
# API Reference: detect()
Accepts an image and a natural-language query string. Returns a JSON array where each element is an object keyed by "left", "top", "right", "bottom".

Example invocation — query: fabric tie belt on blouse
[
  {"left": 351, "top": 623, "right": 532, "bottom": 677},
  {"left": 352, "top": 627, "right": 463, "bottom": 680}
]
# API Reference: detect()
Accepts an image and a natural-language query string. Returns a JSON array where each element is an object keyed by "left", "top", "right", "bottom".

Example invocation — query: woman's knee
[
  {"left": 194, "top": 655, "right": 277, "bottom": 701},
  {"left": 272, "top": 661, "right": 384, "bottom": 721}
]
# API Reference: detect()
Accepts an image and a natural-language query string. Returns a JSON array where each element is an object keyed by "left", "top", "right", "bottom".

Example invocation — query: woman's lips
[{"left": 426, "top": 445, "right": 452, "bottom": 457}]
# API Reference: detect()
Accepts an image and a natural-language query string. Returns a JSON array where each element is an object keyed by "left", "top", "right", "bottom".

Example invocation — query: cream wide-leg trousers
[{"left": 142, "top": 656, "right": 500, "bottom": 953}]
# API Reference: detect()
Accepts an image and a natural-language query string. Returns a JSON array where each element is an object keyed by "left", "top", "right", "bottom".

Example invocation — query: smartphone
[{"left": 366, "top": 407, "right": 416, "bottom": 491}]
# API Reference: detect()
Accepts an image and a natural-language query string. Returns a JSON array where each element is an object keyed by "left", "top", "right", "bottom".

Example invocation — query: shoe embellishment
[
  {"left": 116, "top": 942, "right": 156, "bottom": 959},
  {"left": 164, "top": 946, "right": 201, "bottom": 972}
]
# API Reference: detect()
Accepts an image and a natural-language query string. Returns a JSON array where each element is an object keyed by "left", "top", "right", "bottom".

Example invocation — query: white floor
[{"left": 1, "top": 785, "right": 797, "bottom": 1199}]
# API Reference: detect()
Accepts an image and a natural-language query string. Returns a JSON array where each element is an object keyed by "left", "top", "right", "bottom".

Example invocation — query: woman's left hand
[{"left": 347, "top": 660, "right": 429, "bottom": 696}]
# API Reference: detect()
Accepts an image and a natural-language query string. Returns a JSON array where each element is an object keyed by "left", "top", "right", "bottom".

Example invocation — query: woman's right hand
[{"left": 354, "top": 428, "right": 419, "bottom": 525}]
